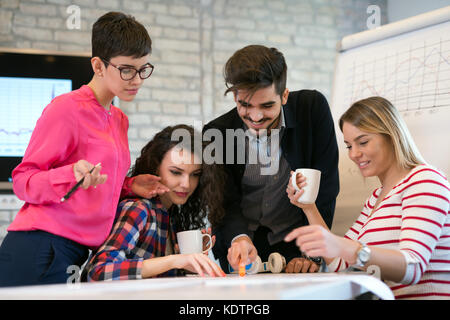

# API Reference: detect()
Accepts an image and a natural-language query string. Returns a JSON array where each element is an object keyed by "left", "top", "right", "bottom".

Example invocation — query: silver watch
[{"left": 354, "top": 243, "right": 371, "bottom": 268}]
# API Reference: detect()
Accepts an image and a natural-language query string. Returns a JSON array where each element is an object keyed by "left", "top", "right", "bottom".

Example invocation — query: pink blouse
[{"left": 10, "top": 85, "right": 132, "bottom": 249}]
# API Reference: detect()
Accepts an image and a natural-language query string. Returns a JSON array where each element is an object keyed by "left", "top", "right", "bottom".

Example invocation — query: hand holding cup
[{"left": 287, "top": 168, "right": 321, "bottom": 209}]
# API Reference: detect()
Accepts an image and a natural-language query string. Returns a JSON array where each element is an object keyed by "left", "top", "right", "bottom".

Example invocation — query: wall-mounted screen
[
  {"left": 0, "top": 77, "right": 72, "bottom": 157},
  {"left": 0, "top": 49, "right": 93, "bottom": 190}
]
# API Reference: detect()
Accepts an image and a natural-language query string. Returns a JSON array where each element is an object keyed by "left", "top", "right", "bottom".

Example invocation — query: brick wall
[{"left": 0, "top": 0, "right": 387, "bottom": 243}]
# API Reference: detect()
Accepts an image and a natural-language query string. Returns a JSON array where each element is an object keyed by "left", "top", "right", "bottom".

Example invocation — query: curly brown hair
[{"left": 129, "top": 124, "right": 226, "bottom": 231}]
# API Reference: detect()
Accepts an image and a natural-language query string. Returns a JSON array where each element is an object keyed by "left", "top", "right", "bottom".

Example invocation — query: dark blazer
[{"left": 204, "top": 89, "right": 340, "bottom": 261}]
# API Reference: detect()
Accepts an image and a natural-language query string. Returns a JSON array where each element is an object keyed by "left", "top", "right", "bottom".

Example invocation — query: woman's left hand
[
  {"left": 131, "top": 174, "right": 170, "bottom": 199},
  {"left": 284, "top": 225, "right": 342, "bottom": 259},
  {"left": 286, "top": 171, "right": 316, "bottom": 212}
]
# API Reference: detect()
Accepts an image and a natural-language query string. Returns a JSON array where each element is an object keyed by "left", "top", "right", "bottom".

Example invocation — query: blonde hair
[{"left": 339, "top": 96, "right": 425, "bottom": 170}]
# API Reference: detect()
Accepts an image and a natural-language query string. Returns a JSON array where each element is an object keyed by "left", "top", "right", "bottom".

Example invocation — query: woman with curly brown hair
[{"left": 84, "top": 124, "right": 226, "bottom": 280}]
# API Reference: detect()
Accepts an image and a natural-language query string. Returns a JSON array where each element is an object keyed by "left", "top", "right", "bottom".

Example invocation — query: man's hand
[
  {"left": 131, "top": 174, "right": 170, "bottom": 199},
  {"left": 285, "top": 257, "right": 319, "bottom": 273},
  {"left": 227, "top": 236, "right": 258, "bottom": 271}
]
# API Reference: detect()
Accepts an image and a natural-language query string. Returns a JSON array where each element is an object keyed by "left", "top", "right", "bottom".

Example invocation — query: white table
[{"left": 0, "top": 272, "right": 394, "bottom": 300}]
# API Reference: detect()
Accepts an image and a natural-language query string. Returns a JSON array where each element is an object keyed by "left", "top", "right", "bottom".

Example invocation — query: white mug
[
  {"left": 291, "top": 168, "right": 321, "bottom": 204},
  {"left": 176, "top": 230, "right": 212, "bottom": 254}
]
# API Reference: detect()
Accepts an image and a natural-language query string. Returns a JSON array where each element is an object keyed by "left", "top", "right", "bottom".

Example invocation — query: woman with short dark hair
[{"left": 0, "top": 12, "right": 164, "bottom": 287}]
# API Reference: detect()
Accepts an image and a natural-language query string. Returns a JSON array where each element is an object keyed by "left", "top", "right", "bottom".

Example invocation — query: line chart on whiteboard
[
  {"left": 330, "top": 11, "right": 450, "bottom": 235},
  {"left": 342, "top": 36, "right": 450, "bottom": 114},
  {"left": 331, "top": 19, "right": 450, "bottom": 207},
  {"left": 0, "top": 77, "right": 72, "bottom": 157}
]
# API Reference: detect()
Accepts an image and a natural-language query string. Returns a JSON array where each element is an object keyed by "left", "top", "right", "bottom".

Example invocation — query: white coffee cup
[
  {"left": 176, "top": 230, "right": 212, "bottom": 254},
  {"left": 291, "top": 168, "right": 321, "bottom": 204}
]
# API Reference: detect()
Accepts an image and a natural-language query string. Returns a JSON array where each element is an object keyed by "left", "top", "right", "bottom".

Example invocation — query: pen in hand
[{"left": 61, "top": 162, "right": 101, "bottom": 202}]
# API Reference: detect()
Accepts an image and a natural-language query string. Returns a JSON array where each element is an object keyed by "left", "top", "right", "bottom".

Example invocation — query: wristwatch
[{"left": 354, "top": 243, "right": 371, "bottom": 268}]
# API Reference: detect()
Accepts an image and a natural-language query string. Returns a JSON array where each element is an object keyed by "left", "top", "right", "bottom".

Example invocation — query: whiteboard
[{"left": 330, "top": 7, "right": 450, "bottom": 235}]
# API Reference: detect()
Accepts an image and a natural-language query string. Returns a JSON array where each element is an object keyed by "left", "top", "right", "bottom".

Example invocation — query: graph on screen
[{"left": 0, "top": 77, "right": 72, "bottom": 157}]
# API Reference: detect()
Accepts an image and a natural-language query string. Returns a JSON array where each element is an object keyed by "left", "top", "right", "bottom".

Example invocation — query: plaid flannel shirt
[{"left": 84, "top": 197, "right": 179, "bottom": 281}]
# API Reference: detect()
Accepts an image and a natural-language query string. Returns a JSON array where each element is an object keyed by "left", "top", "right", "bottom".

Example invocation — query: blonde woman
[{"left": 285, "top": 96, "right": 450, "bottom": 299}]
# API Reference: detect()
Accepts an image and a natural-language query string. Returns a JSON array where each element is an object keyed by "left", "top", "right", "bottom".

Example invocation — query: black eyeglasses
[{"left": 101, "top": 58, "right": 154, "bottom": 81}]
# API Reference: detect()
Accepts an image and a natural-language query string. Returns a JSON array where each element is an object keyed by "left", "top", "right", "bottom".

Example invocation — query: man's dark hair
[
  {"left": 92, "top": 11, "right": 152, "bottom": 62},
  {"left": 223, "top": 44, "right": 287, "bottom": 98}
]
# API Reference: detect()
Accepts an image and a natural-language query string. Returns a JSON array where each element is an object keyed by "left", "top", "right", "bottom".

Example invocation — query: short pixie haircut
[
  {"left": 92, "top": 12, "right": 152, "bottom": 62},
  {"left": 339, "top": 96, "right": 425, "bottom": 170}
]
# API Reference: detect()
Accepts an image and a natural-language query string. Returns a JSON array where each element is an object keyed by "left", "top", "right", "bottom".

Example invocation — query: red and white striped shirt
[{"left": 328, "top": 164, "right": 450, "bottom": 299}]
